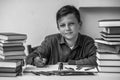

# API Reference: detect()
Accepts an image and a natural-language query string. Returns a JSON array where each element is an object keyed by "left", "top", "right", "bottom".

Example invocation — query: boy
[{"left": 26, "top": 5, "right": 97, "bottom": 67}]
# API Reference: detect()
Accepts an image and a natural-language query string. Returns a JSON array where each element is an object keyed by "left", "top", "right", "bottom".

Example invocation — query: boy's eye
[
  {"left": 59, "top": 22, "right": 75, "bottom": 28},
  {"left": 59, "top": 24, "right": 65, "bottom": 28},
  {"left": 69, "top": 23, "right": 75, "bottom": 26}
]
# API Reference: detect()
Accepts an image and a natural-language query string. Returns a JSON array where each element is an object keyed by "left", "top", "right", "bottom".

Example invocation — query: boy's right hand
[{"left": 34, "top": 56, "right": 47, "bottom": 67}]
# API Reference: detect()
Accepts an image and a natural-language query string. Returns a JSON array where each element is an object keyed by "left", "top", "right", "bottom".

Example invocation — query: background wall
[
  {"left": 0, "top": 0, "right": 120, "bottom": 47},
  {"left": 79, "top": 8, "right": 120, "bottom": 39}
]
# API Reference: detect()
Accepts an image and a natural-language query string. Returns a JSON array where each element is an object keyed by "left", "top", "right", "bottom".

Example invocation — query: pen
[
  {"left": 38, "top": 53, "right": 43, "bottom": 61},
  {"left": 65, "top": 67, "right": 75, "bottom": 71},
  {"left": 84, "top": 67, "right": 95, "bottom": 71},
  {"left": 31, "top": 71, "right": 53, "bottom": 76}
]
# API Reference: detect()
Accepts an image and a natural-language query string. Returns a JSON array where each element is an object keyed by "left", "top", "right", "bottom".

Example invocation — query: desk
[
  {"left": 0, "top": 64, "right": 120, "bottom": 80},
  {"left": 0, "top": 73, "right": 120, "bottom": 80}
]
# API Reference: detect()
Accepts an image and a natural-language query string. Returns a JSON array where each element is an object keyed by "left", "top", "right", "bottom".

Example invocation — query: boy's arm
[
  {"left": 26, "top": 36, "right": 51, "bottom": 66},
  {"left": 26, "top": 51, "right": 38, "bottom": 65},
  {"left": 68, "top": 39, "right": 97, "bottom": 65}
]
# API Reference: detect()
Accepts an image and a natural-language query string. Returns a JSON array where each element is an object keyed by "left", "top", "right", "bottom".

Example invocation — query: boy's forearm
[
  {"left": 76, "top": 55, "right": 97, "bottom": 65},
  {"left": 68, "top": 55, "right": 97, "bottom": 65}
]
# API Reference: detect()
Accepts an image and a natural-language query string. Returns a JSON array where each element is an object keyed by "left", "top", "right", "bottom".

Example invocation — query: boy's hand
[{"left": 34, "top": 56, "right": 47, "bottom": 67}]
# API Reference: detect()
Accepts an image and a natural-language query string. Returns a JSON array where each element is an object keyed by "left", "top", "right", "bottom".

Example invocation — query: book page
[{"left": 24, "top": 64, "right": 98, "bottom": 73}]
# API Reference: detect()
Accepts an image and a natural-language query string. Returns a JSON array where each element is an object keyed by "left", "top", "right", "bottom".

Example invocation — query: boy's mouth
[{"left": 65, "top": 32, "right": 73, "bottom": 35}]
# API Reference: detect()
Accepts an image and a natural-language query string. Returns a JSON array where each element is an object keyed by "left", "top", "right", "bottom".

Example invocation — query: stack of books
[
  {"left": 95, "top": 19, "right": 120, "bottom": 73},
  {"left": 0, "top": 59, "right": 22, "bottom": 77},
  {"left": 0, "top": 32, "right": 27, "bottom": 76}
]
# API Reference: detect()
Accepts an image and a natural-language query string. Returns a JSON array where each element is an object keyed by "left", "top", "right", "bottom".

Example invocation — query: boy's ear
[
  {"left": 79, "top": 22, "right": 82, "bottom": 26},
  {"left": 78, "top": 22, "right": 82, "bottom": 30}
]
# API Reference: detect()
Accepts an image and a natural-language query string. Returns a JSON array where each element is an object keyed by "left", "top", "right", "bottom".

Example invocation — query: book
[
  {"left": 101, "top": 35, "right": 120, "bottom": 41},
  {"left": 24, "top": 64, "right": 98, "bottom": 74},
  {"left": 97, "top": 59, "right": 120, "bottom": 67},
  {"left": 101, "top": 31, "right": 120, "bottom": 38},
  {"left": 0, "top": 46, "right": 25, "bottom": 51},
  {"left": 95, "top": 38, "right": 120, "bottom": 45},
  {"left": 0, "top": 39, "right": 26, "bottom": 43},
  {"left": 0, "top": 59, "right": 22, "bottom": 68},
  {"left": 1, "top": 59, "right": 25, "bottom": 66},
  {"left": 95, "top": 42, "right": 120, "bottom": 53},
  {"left": 102, "top": 27, "right": 120, "bottom": 34},
  {"left": 98, "top": 19, "right": 120, "bottom": 27},
  {"left": 97, "top": 52, "right": 120, "bottom": 60},
  {"left": 0, "top": 42, "right": 23, "bottom": 47},
  {"left": 0, "top": 50, "right": 25, "bottom": 56},
  {"left": 98, "top": 66, "right": 120, "bottom": 73},
  {"left": 0, "top": 54, "right": 26, "bottom": 60},
  {"left": 0, "top": 68, "right": 22, "bottom": 77},
  {"left": 0, "top": 32, "right": 27, "bottom": 41},
  {"left": 0, "top": 65, "right": 22, "bottom": 72}
]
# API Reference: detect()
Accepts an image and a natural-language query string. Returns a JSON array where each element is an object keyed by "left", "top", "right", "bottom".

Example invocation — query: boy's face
[{"left": 57, "top": 14, "right": 80, "bottom": 40}]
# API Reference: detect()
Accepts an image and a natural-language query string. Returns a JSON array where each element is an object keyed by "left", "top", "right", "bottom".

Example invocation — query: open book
[{"left": 23, "top": 63, "right": 98, "bottom": 76}]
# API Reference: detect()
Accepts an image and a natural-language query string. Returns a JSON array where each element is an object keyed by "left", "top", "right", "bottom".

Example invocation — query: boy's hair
[{"left": 56, "top": 5, "right": 82, "bottom": 27}]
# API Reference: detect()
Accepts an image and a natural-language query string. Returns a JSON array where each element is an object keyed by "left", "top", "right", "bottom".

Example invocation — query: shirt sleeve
[
  {"left": 76, "top": 38, "right": 97, "bottom": 65},
  {"left": 26, "top": 36, "right": 51, "bottom": 65}
]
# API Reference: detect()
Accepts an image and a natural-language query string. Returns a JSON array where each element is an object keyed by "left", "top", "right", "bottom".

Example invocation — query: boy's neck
[{"left": 65, "top": 35, "right": 78, "bottom": 48}]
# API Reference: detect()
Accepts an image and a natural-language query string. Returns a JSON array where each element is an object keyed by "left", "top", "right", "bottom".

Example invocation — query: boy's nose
[{"left": 65, "top": 25, "right": 70, "bottom": 30}]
